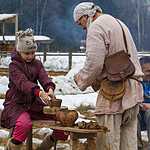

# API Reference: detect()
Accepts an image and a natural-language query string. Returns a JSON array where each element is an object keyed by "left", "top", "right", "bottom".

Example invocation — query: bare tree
[
  {"left": 36, "top": 0, "right": 39, "bottom": 34},
  {"left": 39, "top": 0, "right": 47, "bottom": 35}
]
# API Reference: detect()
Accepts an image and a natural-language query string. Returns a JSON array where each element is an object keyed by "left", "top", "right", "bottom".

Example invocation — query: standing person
[
  {"left": 0, "top": 28, "right": 67, "bottom": 150},
  {"left": 137, "top": 56, "right": 150, "bottom": 149},
  {"left": 73, "top": 2, "right": 143, "bottom": 150}
]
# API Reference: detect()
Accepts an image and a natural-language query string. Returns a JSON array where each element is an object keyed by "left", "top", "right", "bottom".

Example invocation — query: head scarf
[
  {"left": 73, "top": 2, "right": 102, "bottom": 22},
  {"left": 16, "top": 28, "right": 37, "bottom": 52}
]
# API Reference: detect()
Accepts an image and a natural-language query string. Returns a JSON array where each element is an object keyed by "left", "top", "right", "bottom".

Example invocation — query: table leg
[
  {"left": 70, "top": 133, "right": 80, "bottom": 150},
  {"left": 26, "top": 128, "right": 32, "bottom": 150},
  {"left": 87, "top": 137, "right": 96, "bottom": 150}
]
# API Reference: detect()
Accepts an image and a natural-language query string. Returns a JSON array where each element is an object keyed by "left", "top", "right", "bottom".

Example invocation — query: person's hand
[
  {"left": 74, "top": 74, "right": 81, "bottom": 85},
  {"left": 142, "top": 103, "right": 150, "bottom": 110},
  {"left": 39, "top": 91, "right": 50, "bottom": 105},
  {"left": 47, "top": 88, "right": 56, "bottom": 100}
]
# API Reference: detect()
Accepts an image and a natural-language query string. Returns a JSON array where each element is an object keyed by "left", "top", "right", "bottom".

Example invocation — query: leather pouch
[
  {"left": 105, "top": 50, "right": 135, "bottom": 81},
  {"left": 100, "top": 79, "right": 126, "bottom": 101}
]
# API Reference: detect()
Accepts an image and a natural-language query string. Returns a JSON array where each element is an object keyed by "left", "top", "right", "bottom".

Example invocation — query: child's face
[
  {"left": 142, "top": 63, "right": 150, "bottom": 80},
  {"left": 20, "top": 50, "right": 36, "bottom": 62}
]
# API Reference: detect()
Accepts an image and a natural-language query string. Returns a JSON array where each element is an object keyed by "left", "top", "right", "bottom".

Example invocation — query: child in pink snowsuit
[{"left": 1, "top": 28, "right": 68, "bottom": 150}]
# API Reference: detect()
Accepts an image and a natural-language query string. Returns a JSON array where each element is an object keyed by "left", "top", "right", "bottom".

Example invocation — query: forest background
[{"left": 0, "top": 0, "right": 149, "bottom": 52}]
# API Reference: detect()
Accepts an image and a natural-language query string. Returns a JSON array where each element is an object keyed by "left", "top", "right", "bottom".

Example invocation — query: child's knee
[{"left": 16, "top": 112, "right": 32, "bottom": 130}]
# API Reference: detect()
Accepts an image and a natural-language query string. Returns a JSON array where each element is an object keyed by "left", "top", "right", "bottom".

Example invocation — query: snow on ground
[
  {"left": 0, "top": 99, "right": 4, "bottom": 110},
  {"left": 57, "top": 92, "right": 97, "bottom": 109},
  {"left": 0, "top": 129, "right": 9, "bottom": 138},
  {"left": 141, "top": 131, "right": 149, "bottom": 142}
]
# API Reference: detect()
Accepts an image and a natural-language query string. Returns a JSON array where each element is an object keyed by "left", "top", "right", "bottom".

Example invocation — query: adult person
[
  {"left": 73, "top": 2, "right": 143, "bottom": 150},
  {"left": 0, "top": 28, "right": 67, "bottom": 150},
  {"left": 137, "top": 56, "right": 150, "bottom": 149}
]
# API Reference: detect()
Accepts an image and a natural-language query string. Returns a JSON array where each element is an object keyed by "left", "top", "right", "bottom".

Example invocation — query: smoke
[{"left": 38, "top": 0, "right": 85, "bottom": 49}]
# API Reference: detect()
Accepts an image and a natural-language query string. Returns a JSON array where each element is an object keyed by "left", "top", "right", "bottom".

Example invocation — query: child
[
  {"left": 138, "top": 56, "right": 150, "bottom": 149},
  {"left": 0, "top": 28, "right": 67, "bottom": 150}
]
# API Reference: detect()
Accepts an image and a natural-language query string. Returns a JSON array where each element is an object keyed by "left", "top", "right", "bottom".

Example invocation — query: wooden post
[
  {"left": 70, "top": 132, "right": 96, "bottom": 150},
  {"left": 43, "top": 44, "right": 49, "bottom": 62},
  {"left": 69, "top": 50, "right": 72, "bottom": 70},
  {"left": 15, "top": 14, "right": 18, "bottom": 33},
  {"left": 26, "top": 128, "right": 32, "bottom": 150},
  {"left": 70, "top": 133, "right": 80, "bottom": 150},
  {"left": 54, "top": 140, "right": 57, "bottom": 150},
  {"left": 87, "top": 137, "right": 96, "bottom": 150}
]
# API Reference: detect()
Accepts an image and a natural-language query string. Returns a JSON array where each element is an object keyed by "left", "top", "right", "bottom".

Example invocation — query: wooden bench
[{"left": 26, "top": 120, "right": 108, "bottom": 150}]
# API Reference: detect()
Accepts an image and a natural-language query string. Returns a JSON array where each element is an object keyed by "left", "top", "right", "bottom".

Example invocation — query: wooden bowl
[
  {"left": 43, "top": 99, "right": 62, "bottom": 114},
  {"left": 49, "top": 98, "right": 62, "bottom": 108},
  {"left": 56, "top": 108, "right": 78, "bottom": 127}
]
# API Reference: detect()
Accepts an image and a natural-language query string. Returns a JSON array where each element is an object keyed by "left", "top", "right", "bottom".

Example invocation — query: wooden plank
[
  {"left": 33, "top": 120, "right": 108, "bottom": 134},
  {"left": 47, "top": 70, "right": 68, "bottom": 76},
  {"left": 33, "top": 120, "right": 57, "bottom": 128},
  {"left": 46, "top": 126, "right": 107, "bottom": 133},
  {"left": 0, "top": 68, "right": 8, "bottom": 76}
]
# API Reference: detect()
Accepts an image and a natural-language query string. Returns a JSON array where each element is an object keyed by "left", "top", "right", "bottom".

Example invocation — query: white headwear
[
  {"left": 73, "top": 2, "right": 102, "bottom": 22},
  {"left": 16, "top": 28, "right": 37, "bottom": 52}
]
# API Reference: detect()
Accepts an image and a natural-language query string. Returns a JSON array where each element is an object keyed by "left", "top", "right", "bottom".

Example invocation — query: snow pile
[
  {"left": 141, "top": 131, "right": 149, "bottom": 142},
  {"left": 0, "top": 100, "right": 4, "bottom": 110},
  {"left": 0, "top": 130, "right": 9, "bottom": 138},
  {"left": 53, "top": 63, "right": 94, "bottom": 95},
  {"left": 33, "top": 128, "right": 53, "bottom": 138},
  {"left": 43, "top": 54, "right": 85, "bottom": 71},
  {"left": 0, "top": 146, "right": 4, "bottom": 150},
  {"left": 52, "top": 64, "right": 94, "bottom": 95},
  {"left": 0, "top": 57, "right": 11, "bottom": 68},
  {"left": 57, "top": 92, "right": 97, "bottom": 109},
  {"left": 44, "top": 57, "right": 68, "bottom": 71},
  {"left": 0, "top": 76, "right": 9, "bottom": 85},
  {"left": 0, "top": 77, "right": 8, "bottom": 95}
]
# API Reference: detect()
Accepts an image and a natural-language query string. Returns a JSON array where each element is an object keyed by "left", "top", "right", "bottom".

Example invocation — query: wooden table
[
  {"left": 26, "top": 120, "right": 108, "bottom": 150},
  {"left": 47, "top": 126, "right": 101, "bottom": 150}
]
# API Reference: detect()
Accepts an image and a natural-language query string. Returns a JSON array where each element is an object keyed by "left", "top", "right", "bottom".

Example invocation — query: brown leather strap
[
  {"left": 115, "top": 19, "right": 128, "bottom": 54},
  {"left": 129, "top": 76, "right": 142, "bottom": 84}
]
